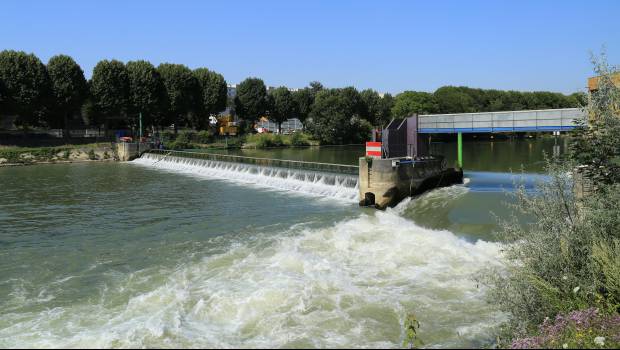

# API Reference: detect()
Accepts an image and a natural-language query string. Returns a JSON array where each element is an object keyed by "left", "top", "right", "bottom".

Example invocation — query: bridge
[{"left": 418, "top": 108, "right": 586, "bottom": 134}]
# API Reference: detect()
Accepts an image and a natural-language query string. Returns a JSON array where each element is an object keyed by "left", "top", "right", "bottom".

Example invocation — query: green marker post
[{"left": 457, "top": 132, "right": 463, "bottom": 169}]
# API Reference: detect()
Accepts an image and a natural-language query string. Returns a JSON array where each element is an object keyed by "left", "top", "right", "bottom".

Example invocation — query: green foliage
[
  {"left": 193, "top": 68, "right": 227, "bottom": 122},
  {"left": 0, "top": 147, "right": 70, "bottom": 164},
  {"left": 292, "top": 88, "right": 314, "bottom": 123},
  {"left": 194, "top": 130, "right": 214, "bottom": 144},
  {"left": 307, "top": 88, "right": 373, "bottom": 144},
  {"left": 481, "top": 55, "right": 620, "bottom": 343},
  {"left": 569, "top": 54, "right": 620, "bottom": 186},
  {"left": 160, "top": 130, "right": 177, "bottom": 142},
  {"left": 234, "top": 77, "right": 269, "bottom": 124},
  {"left": 126, "top": 60, "right": 168, "bottom": 128},
  {"left": 402, "top": 313, "right": 423, "bottom": 349},
  {"left": 289, "top": 132, "right": 311, "bottom": 146},
  {"left": 269, "top": 87, "right": 298, "bottom": 132},
  {"left": 392, "top": 91, "right": 438, "bottom": 118},
  {"left": 245, "top": 133, "right": 285, "bottom": 148},
  {"left": 0, "top": 50, "right": 51, "bottom": 127},
  {"left": 46, "top": 54, "right": 88, "bottom": 130},
  {"left": 360, "top": 89, "right": 392, "bottom": 126},
  {"left": 243, "top": 132, "right": 312, "bottom": 148},
  {"left": 91, "top": 59, "right": 129, "bottom": 119},
  {"left": 157, "top": 63, "right": 200, "bottom": 131}
]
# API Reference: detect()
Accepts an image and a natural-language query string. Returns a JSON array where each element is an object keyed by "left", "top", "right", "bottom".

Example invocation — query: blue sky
[{"left": 1, "top": 0, "right": 618, "bottom": 94}]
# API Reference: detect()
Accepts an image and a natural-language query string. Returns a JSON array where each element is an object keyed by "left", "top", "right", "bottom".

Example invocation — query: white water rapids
[
  {"left": 0, "top": 154, "right": 507, "bottom": 348},
  {"left": 133, "top": 153, "right": 360, "bottom": 202}
]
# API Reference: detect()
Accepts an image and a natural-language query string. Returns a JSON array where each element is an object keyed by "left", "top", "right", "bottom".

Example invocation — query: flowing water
[{"left": 0, "top": 138, "right": 562, "bottom": 348}]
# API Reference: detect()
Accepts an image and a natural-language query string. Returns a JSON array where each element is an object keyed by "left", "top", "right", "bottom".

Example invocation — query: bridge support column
[{"left": 457, "top": 132, "right": 463, "bottom": 168}]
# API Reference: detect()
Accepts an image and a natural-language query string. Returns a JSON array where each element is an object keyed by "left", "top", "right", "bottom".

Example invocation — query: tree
[
  {"left": 434, "top": 86, "right": 475, "bottom": 113},
  {"left": 270, "top": 87, "right": 298, "bottom": 133},
  {"left": 360, "top": 89, "right": 384, "bottom": 125},
  {"left": 378, "top": 93, "right": 394, "bottom": 127},
  {"left": 90, "top": 59, "right": 129, "bottom": 133},
  {"left": 157, "top": 63, "right": 199, "bottom": 133},
  {"left": 234, "top": 77, "right": 268, "bottom": 128},
  {"left": 391, "top": 91, "right": 438, "bottom": 118},
  {"left": 46, "top": 54, "right": 88, "bottom": 137},
  {"left": 307, "top": 88, "right": 371, "bottom": 144},
  {"left": 126, "top": 60, "right": 168, "bottom": 132},
  {"left": 292, "top": 88, "right": 313, "bottom": 123},
  {"left": 309, "top": 81, "right": 324, "bottom": 94},
  {"left": 0, "top": 50, "right": 51, "bottom": 129},
  {"left": 193, "top": 68, "right": 227, "bottom": 129}
]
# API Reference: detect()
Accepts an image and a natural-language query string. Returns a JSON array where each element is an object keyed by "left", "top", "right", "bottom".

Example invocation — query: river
[{"left": 0, "top": 138, "right": 564, "bottom": 348}]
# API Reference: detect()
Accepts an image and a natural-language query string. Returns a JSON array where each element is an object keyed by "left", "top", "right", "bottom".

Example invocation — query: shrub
[
  {"left": 194, "top": 130, "right": 214, "bottom": 144},
  {"left": 166, "top": 140, "right": 191, "bottom": 150},
  {"left": 176, "top": 130, "right": 193, "bottom": 144},
  {"left": 245, "top": 133, "right": 285, "bottom": 148},
  {"left": 161, "top": 130, "right": 176, "bottom": 142},
  {"left": 480, "top": 54, "right": 620, "bottom": 344},
  {"left": 289, "top": 132, "right": 311, "bottom": 146}
]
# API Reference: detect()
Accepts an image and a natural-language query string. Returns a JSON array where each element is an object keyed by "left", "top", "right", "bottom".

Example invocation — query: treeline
[
  {"left": 0, "top": 50, "right": 227, "bottom": 137},
  {"left": 0, "top": 50, "right": 586, "bottom": 144},
  {"left": 391, "top": 86, "right": 586, "bottom": 117}
]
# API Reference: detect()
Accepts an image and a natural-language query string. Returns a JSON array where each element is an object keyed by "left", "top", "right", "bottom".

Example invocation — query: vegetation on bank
[
  {"left": 1, "top": 50, "right": 585, "bottom": 149},
  {"left": 477, "top": 55, "right": 620, "bottom": 349},
  {"left": 158, "top": 130, "right": 316, "bottom": 150},
  {"left": 0, "top": 143, "right": 116, "bottom": 164}
]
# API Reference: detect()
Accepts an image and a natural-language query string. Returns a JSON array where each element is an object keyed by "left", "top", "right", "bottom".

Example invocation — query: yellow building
[{"left": 588, "top": 72, "right": 620, "bottom": 91}]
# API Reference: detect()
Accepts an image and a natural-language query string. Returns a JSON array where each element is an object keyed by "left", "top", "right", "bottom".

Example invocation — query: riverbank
[{"left": 0, "top": 143, "right": 117, "bottom": 166}]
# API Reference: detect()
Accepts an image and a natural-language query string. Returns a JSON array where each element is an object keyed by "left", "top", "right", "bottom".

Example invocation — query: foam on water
[
  {"left": 0, "top": 203, "right": 506, "bottom": 348},
  {"left": 132, "top": 153, "right": 359, "bottom": 202}
]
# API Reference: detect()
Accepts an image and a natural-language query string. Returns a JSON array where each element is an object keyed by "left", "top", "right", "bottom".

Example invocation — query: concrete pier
[
  {"left": 116, "top": 142, "right": 153, "bottom": 161},
  {"left": 358, "top": 157, "right": 463, "bottom": 209}
]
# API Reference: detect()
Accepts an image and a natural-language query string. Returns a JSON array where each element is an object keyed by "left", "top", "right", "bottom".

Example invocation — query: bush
[
  {"left": 161, "top": 130, "right": 176, "bottom": 142},
  {"left": 289, "top": 132, "right": 311, "bottom": 146},
  {"left": 245, "top": 133, "right": 285, "bottom": 148},
  {"left": 480, "top": 54, "right": 620, "bottom": 345},
  {"left": 194, "top": 130, "right": 214, "bottom": 144},
  {"left": 166, "top": 140, "right": 191, "bottom": 150},
  {"left": 176, "top": 130, "right": 194, "bottom": 144}
]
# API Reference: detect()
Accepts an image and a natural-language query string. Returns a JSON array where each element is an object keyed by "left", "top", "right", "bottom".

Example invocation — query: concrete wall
[
  {"left": 116, "top": 142, "right": 152, "bottom": 161},
  {"left": 358, "top": 157, "right": 455, "bottom": 209}
]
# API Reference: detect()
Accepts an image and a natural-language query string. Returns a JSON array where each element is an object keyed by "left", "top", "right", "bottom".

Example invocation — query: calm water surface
[{"left": 0, "top": 138, "right": 561, "bottom": 348}]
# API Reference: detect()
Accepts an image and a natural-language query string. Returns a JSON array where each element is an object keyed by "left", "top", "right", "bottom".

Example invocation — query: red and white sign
[{"left": 366, "top": 141, "right": 382, "bottom": 158}]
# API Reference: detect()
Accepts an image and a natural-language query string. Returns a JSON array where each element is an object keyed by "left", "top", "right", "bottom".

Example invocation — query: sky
[{"left": 1, "top": 0, "right": 618, "bottom": 95}]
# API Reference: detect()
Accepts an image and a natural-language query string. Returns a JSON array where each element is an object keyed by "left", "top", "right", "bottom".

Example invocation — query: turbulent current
[{"left": 0, "top": 155, "right": 512, "bottom": 348}]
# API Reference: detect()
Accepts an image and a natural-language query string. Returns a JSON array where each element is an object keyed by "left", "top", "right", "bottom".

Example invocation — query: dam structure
[
  {"left": 359, "top": 116, "right": 463, "bottom": 209},
  {"left": 135, "top": 116, "right": 462, "bottom": 210},
  {"left": 135, "top": 150, "right": 360, "bottom": 201}
]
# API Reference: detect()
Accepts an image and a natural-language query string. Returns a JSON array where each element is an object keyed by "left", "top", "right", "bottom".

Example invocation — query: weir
[
  {"left": 135, "top": 150, "right": 360, "bottom": 201},
  {"left": 143, "top": 149, "right": 359, "bottom": 175}
]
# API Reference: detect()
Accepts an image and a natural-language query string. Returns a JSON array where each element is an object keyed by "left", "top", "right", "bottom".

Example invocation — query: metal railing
[
  {"left": 418, "top": 108, "right": 587, "bottom": 133},
  {"left": 144, "top": 149, "right": 360, "bottom": 175}
]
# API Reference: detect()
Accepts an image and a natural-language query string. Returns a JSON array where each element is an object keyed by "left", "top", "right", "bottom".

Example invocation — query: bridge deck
[
  {"left": 144, "top": 149, "right": 360, "bottom": 175},
  {"left": 418, "top": 108, "right": 586, "bottom": 133}
]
